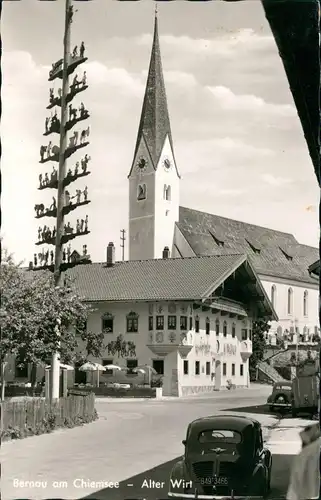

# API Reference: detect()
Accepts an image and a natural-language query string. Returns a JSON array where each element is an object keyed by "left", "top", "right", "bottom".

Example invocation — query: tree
[
  {"left": 0, "top": 250, "right": 105, "bottom": 399},
  {"left": 249, "top": 319, "right": 270, "bottom": 381}
]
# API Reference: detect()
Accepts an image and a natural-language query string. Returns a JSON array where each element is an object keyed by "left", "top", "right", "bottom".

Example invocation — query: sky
[{"left": 2, "top": 0, "right": 319, "bottom": 265}]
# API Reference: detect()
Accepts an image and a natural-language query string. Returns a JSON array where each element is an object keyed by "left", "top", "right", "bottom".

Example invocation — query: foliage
[
  {"left": 249, "top": 319, "right": 270, "bottom": 379},
  {"left": 0, "top": 249, "right": 105, "bottom": 385}
]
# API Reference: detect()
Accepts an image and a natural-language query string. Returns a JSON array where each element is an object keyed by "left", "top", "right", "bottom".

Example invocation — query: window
[
  {"left": 148, "top": 316, "right": 153, "bottom": 331},
  {"left": 137, "top": 183, "right": 146, "bottom": 201},
  {"left": 102, "top": 359, "right": 114, "bottom": 374},
  {"left": 231, "top": 363, "right": 235, "bottom": 376},
  {"left": 189, "top": 316, "right": 193, "bottom": 331},
  {"left": 303, "top": 290, "right": 308, "bottom": 316},
  {"left": 180, "top": 316, "right": 188, "bottom": 330},
  {"left": 15, "top": 357, "right": 28, "bottom": 378},
  {"left": 287, "top": 288, "right": 293, "bottom": 315},
  {"left": 126, "top": 359, "right": 138, "bottom": 373},
  {"left": 240, "top": 364, "right": 244, "bottom": 376},
  {"left": 195, "top": 315, "right": 200, "bottom": 333},
  {"left": 223, "top": 321, "right": 227, "bottom": 337},
  {"left": 164, "top": 184, "right": 171, "bottom": 201},
  {"left": 195, "top": 361, "right": 200, "bottom": 375},
  {"left": 126, "top": 312, "right": 139, "bottom": 333},
  {"left": 152, "top": 359, "right": 164, "bottom": 375},
  {"left": 199, "top": 430, "right": 241, "bottom": 444},
  {"left": 183, "top": 360, "right": 189, "bottom": 375},
  {"left": 241, "top": 329, "right": 248, "bottom": 340},
  {"left": 223, "top": 363, "right": 227, "bottom": 376},
  {"left": 102, "top": 313, "right": 113, "bottom": 333},
  {"left": 168, "top": 315, "right": 177, "bottom": 330},
  {"left": 271, "top": 285, "right": 276, "bottom": 308},
  {"left": 156, "top": 316, "right": 164, "bottom": 330},
  {"left": 232, "top": 323, "right": 236, "bottom": 338},
  {"left": 205, "top": 317, "right": 210, "bottom": 335},
  {"left": 206, "top": 361, "right": 211, "bottom": 375},
  {"left": 215, "top": 319, "right": 220, "bottom": 336}
]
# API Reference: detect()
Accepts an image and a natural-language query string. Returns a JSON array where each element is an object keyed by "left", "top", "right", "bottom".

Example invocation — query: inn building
[{"left": 11, "top": 14, "right": 319, "bottom": 394}]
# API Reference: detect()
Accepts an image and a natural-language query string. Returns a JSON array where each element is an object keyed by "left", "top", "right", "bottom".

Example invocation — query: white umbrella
[
  {"left": 104, "top": 364, "right": 124, "bottom": 371},
  {"left": 133, "top": 365, "right": 158, "bottom": 384},
  {"left": 79, "top": 361, "right": 107, "bottom": 387}
]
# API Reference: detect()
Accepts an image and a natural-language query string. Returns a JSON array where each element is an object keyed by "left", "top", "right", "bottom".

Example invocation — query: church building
[{"left": 128, "top": 13, "right": 320, "bottom": 346}]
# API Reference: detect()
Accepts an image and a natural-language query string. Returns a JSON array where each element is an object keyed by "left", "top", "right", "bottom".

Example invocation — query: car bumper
[
  {"left": 168, "top": 493, "right": 264, "bottom": 499},
  {"left": 269, "top": 403, "right": 291, "bottom": 407}
]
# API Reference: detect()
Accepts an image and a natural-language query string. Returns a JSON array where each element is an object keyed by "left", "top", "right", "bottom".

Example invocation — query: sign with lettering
[{"left": 224, "top": 343, "right": 237, "bottom": 356}]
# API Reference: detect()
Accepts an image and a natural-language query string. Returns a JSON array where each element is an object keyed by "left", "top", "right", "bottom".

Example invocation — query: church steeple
[{"left": 131, "top": 10, "right": 174, "bottom": 171}]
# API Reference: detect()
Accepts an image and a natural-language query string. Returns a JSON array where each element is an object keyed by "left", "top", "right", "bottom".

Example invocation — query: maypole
[{"left": 34, "top": 0, "right": 91, "bottom": 400}]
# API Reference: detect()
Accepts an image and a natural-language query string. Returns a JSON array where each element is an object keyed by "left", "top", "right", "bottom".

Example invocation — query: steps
[{"left": 257, "top": 360, "right": 286, "bottom": 383}]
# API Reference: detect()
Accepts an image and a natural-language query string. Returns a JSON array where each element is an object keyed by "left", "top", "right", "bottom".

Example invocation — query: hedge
[
  {"left": 1, "top": 392, "right": 97, "bottom": 441},
  {"left": 71, "top": 386, "right": 157, "bottom": 398}
]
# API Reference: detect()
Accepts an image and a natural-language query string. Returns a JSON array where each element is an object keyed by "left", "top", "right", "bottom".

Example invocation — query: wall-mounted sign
[{"left": 224, "top": 343, "right": 237, "bottom": 356}]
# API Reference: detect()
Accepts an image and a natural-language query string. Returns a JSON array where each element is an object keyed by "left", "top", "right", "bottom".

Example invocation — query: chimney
[
  {"left": 162, "top": 246, "right": 170, "bottom": 259},
  {"left": 28, "top": 261, "right": 33, "bottom": 270},
  {"left": 106, "top": 242, "right": 115, "bottom": 267}
]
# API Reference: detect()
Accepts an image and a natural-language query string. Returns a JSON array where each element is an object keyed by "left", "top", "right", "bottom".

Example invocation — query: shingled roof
[
  {"left": 66, "top": 254, "right": 244, "bottom": 302},
  {"left": 177, "top": 206, "right": 319, "bottom": 285}
]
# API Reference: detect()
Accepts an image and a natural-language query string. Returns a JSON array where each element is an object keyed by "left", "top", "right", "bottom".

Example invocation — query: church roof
[
  {"left": 64, "top": 254, "right": 275, "bottom": 319},
  {"left": 177, "top": 206, "right": 319, "bottom": 285},
  {"left": 131, "top": 13, "right": 174, "bottom": 170}
]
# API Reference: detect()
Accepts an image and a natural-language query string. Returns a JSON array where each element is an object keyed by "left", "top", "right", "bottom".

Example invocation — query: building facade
[
  {"left": 127, "top": 13, "right": 320, "bottom": 345},
  {"left": 68, "top": 251, "right": 276, "bottom": 396}
]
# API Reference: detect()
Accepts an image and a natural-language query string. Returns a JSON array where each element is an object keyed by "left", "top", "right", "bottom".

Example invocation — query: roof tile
[{"left": 178, "top": 206, "right": 319, "bottom": 285}]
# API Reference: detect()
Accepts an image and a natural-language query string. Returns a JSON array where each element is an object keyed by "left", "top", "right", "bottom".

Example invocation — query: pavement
[{"left": 1, "top": 385, "right": 314, "bottom": 500}]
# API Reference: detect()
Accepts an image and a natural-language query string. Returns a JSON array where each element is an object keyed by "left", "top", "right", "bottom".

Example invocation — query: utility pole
[
  {"left": 35, "top": 0, "right": 91, "bottom": 401},
  {"left": 120, "top": 229, "right": 126, "bottom": 261}
]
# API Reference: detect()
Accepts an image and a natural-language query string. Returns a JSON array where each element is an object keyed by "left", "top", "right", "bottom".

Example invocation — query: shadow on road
[
  {"left": 79, "top": 454, "right": 293, "bottom": 500},
  {"left": 222, "top": 404, "right": 283, "bottom": 416}
]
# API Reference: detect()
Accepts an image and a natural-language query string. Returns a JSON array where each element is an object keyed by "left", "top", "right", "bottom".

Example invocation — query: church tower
[{"left": 128, "top": 11, "right": 180, "bottom": 261}]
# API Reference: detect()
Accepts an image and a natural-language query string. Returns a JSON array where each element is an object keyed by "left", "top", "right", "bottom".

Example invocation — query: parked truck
[{"left": 291, "top": 361, "right": 319, "bottom": 418}]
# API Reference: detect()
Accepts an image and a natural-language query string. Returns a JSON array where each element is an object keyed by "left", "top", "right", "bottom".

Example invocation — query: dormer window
[
  {"left": 209, "top": 231, "right": 224, "bottom": 247},
  {"left": 164, "top": 184, "right": 171, "bottom": 201},
  {"left": 279, "top": 247, "right": 293, "bottom": 261},
  {"left": 246, "top": 239, "right": 261, "bottom": 254},
  {"left": 137, "top": 183, "right": 146, "bottom": 201}
]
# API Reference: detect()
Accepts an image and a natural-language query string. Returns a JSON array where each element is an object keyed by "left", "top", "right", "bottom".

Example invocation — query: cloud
[
  {"left": 207, "top": 86, "right": 295, "bottom": 116},
  {"left": 83, "top": 61, "right": 144, "bottom": 97},
  {"left": 261, "top": 174, "right": 293, "bottom": 187},
  {"left": 138, "top": 29, "right": 274, "bottom": 57}
]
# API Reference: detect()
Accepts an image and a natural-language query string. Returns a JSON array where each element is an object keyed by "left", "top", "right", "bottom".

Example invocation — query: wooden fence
[{"left": 1, "top": 392, "right": 96, "bottom": 436}]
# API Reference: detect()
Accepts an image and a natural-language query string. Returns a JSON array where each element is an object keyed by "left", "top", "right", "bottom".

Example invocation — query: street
[{"left": 1, "top": 386, "right": 314, "bottom": 500}]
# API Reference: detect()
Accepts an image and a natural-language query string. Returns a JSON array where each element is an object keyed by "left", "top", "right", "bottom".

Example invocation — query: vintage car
[
  {"left": 266, "top": 382, "right": 292, "bottom": 411},
  {"left": 168, "top": 415, "right": 272, "bottom": 499}
]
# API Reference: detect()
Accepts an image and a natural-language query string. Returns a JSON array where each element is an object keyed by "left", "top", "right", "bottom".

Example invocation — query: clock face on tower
[
  {"left": 136, "top": 156, "right": 148, "bottom": 172},
  {"left": 162, "top": 157, "right": 172, "bottom": 171}
]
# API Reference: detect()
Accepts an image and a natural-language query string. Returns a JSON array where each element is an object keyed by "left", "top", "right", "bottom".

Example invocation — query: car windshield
[{"left": 198, "top": 429, "right": 242, "bottom": 444}]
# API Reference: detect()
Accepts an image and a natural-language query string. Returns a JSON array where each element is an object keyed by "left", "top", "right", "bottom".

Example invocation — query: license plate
[{"left": 201, "top": 477, "right": 228, "bottom": 486}]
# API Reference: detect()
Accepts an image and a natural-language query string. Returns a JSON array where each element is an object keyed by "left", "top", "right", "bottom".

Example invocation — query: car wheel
[
  {"left": 267, "top": 466, "right": 272, "bottom": 491},
  {"left": 252, "top": 471, "right": 268, "bottom": 499},
  {"left": 292, "top": 408, "right": 298, "bottom": 418}
]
